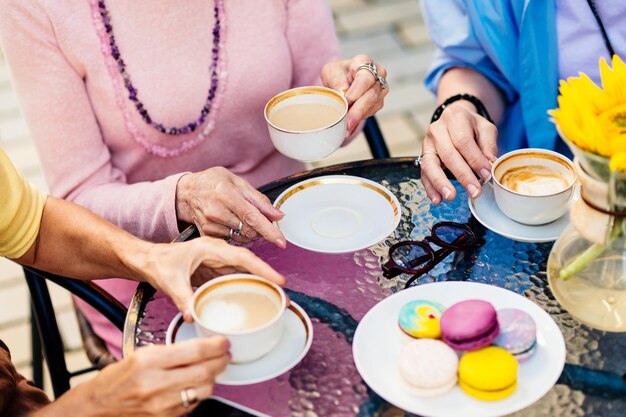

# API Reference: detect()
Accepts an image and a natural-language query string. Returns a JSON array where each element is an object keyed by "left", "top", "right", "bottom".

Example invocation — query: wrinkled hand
[
  {"left": 73, "top": 338, "right": 230, "bottom": 417},
  {"left": 138, "top": 236, "right": 286, "bottom": 321},
  {"left": 176, "top": 167, "right": 286, "bottom": 247},
  {"left": 421, "top": 101, "right": 498, "bottom": 204},
  {"left": 321, "top": 54, "right": 389, "bottom": 138}
]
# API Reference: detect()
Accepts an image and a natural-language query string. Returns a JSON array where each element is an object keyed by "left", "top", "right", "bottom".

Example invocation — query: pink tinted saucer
[{"left": 166, "top": 302, "right": 313, "bottom": 386}]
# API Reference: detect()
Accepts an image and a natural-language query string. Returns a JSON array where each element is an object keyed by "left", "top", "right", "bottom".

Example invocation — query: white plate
[
  {"left": 353, "top": 282, "right": 566, "bottom": 417},
  {"left": 468, "top": 183, "right": 570, "bottom": 242},
  {"left": 166, "top": 302, "right": 313, "bottom": 386},
  {"left": 273, "top": 175, "right": 401, "bottom": 253}
]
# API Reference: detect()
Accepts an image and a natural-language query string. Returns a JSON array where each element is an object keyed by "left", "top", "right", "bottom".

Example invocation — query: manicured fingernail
[
  {"left": 480, "top": 168, "right": 491, "bottom": 181},
  {"left": 431, "top": 195, "right": 441, "bottom": 205},
  {"left": 441, "top": 187, "right": 452, "bottom": 200},
  {"left": 225, "top": 339, "right": 231, "bottom": 349},
  {"left": 467, "top": 184, "right": 480, "bottom": 198},
  {"left": 277, "top": 239, "right": 287, "bottom": 249},
  {"left": 348, "top": 117, "right": 357, "bottom": 132}
]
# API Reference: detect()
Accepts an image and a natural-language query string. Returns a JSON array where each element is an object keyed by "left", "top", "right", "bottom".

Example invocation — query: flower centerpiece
[{"left": 547, "top": 55, "right": 626, "bottom": 332}]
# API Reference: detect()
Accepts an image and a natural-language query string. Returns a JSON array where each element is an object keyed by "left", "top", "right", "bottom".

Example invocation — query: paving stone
[
  {"left": 378, "top": 114, "right": 421, "bottom": 157},
  {"left": 396, "top": 20, "right": 432, "bottom": 47},
  {"left": 382, "top": 48, "right": 434, "bottom": 84},
  {"left": 0, "top": 117, "right": 32, "bottom": 143},
  {"left": 329, "top": 0, "right": 366, "bottom": 13},
  {"left": 0, "top": 90, "right": 19, "bottom": 115},
  {"left": 56, "top": 308, "right": 84, "bottom": 351},
  {"left": 336, "top": 0, "right": 421, "bottom": 34},
  {"left": 0, "top": 323, "right": 31, "bottom": 365},
  {"left": 0, "top": 284, "right": 30, "bottom": 326},
  {"left": 340, "top": 31, "right": 404, "bottom": 61},
  {"left": 0, "top": 258, "right": 24, "bottom": 287},
  {"left": 377, "top": 82, "right": 435, "bottom": 117},
  {"left": 313, "top": 133, "right": 372, "bottom": 168},
  {"left": 1, "top": 142, "right": 43, "bottom": 174}
]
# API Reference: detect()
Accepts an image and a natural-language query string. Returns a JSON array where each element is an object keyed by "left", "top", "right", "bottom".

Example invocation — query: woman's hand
[
  {"left": 52, "top": 338, "right": 230, "bottom": 417},
  {"left": 420, "top": 101, "right": 498, "bottom": 204},
  {"left": 321, "top": 54, "right": 389, "bottom": 138},
  {"left": 134, "top": 236, "right": 286, "bottom": 321},
  {"left": 176, "top": 167, "right": 286, "bottom": 247}
]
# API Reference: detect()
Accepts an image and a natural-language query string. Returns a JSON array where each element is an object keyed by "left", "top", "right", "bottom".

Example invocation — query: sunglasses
[{"left": 382, "top": 222, "right": 478, "bottom": 289}]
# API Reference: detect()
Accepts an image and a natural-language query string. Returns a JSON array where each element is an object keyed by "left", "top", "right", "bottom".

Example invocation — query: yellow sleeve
[{"left": 0, "top": 147, "right": 46, "bottom": 259}]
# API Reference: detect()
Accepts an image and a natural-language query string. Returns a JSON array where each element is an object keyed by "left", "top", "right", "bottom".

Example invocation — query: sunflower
[{"left": 549, "top": 55, "right": 626, "bottom": 173}]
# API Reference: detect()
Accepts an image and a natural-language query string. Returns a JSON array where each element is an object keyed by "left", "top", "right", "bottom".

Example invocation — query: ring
[
  {"left": 357, "top": 61, "right": 388, "bottom": 90},
  {"left": 233, "top": 220, "right": 243, "bottom": 237},
  {"left": 180, "top": 387, "right": 198, "bottom": 408},
  {"left": 415, "top": 151, "right": 439, "bottom": 166}
]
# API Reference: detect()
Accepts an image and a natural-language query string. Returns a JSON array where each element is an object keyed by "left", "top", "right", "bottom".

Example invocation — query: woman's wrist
[
  {"left": 431, "top": 93, "right": 493, "bottom": 123},
  {"left": 175, "top": 173, "right": 194, "bottom": 225}
]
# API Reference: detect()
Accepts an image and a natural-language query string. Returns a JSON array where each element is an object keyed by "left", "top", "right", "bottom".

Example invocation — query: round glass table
[{"left": 123, "top": 157, "right": 626, "bottom": 417}]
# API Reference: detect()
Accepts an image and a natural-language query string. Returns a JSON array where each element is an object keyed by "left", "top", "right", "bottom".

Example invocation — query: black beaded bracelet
[{"left": 430, "top": 93, "right": 494, "bottom": 124}]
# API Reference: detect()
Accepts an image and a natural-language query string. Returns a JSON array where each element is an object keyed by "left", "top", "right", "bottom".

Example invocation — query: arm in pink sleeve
[
  {"left": 285, "top": 0, "right": 341, "bottom": 88},
  {"left": 0, "top": 0, "right": 182, "bottom": 243}
]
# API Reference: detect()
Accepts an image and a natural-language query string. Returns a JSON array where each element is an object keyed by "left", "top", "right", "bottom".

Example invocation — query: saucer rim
[
  {"left": 165, "top": 302, "right": 314, "bottom": 386},
  {"left": 468, "top": 187, "right": 568, "bottom": 243},
  {"left": 272, "top": 175, "right": 401, "bottom": 254}
]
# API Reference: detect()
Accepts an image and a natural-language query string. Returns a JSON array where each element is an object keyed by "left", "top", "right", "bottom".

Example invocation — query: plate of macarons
[{"left": 352, "top": 281, "right": 566, "bottom": 417}]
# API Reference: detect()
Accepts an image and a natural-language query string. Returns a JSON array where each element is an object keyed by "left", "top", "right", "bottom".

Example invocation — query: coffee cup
[
  {"left": 264, "top": 86, "right": 348, "bottom": 162},
  {"left": 191, "top": 274, "right": 287, "bottom": 363},
  {"left": 490, "top": 148, "right": 577, "bottom": 225}
]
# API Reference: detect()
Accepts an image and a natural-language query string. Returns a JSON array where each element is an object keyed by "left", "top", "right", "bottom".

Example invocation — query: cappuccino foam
[
  {"left": 499, "top": 165, "right": 570, "bottom": 196},
  {"left": 198, "top": 286, "right": 280, "bottom": 333}
]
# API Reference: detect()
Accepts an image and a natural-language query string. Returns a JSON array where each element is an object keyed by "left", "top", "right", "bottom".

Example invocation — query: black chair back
[
  {"left": 363, "top": 116, "right": 390, "bottom": 159},
  {"left": 24, "top": 267, "right": 126, "bottom": 398}
]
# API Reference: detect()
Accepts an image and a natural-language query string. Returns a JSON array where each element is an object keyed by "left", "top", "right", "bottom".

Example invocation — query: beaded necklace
[{"left": 96, "top": 0, "right": 222, "bottom": 136}]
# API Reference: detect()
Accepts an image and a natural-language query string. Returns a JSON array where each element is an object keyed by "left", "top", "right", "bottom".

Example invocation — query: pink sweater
[{"left": 0, "top": 0, "right": 340, "bottom": 357}]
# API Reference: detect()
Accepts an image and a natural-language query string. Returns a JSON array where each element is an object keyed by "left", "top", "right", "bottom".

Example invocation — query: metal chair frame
[{"left": 24, "top": 267, "right": 126, "bottom": 398}]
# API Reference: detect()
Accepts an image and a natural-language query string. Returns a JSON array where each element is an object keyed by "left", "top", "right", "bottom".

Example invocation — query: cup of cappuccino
[
  {"left": 491, "top": 148, "right": 577, "bottom": 225},
  {"left": 191, "top": 274, "right": 287, "bottom": 363},
  {"left": 264, "top": 86, "right": 348, "bottom": 162}
]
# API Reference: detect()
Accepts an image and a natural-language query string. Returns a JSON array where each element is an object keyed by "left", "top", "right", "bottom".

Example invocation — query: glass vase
[{"left": 548, "top": 147, "right": 626, "bottom": 331}]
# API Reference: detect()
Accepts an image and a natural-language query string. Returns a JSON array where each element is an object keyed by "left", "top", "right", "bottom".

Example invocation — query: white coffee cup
[
  {"left": 264, "top": 86, "right": 348, "bottom": 162},
  {"left": 491, "top": 148, "right": 577, "bottom": 225},
  {"left": 191, "top": 274, "right": 287, "bottom": 363}
]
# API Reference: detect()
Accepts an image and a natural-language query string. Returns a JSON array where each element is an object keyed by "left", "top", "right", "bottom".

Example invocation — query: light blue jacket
[{"left": 422, "top": 0, "right": 570, "bottom": 155}]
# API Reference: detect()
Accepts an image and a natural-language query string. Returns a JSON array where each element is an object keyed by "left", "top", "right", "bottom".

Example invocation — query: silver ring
[
  {"left": 180, "top": 387, "right": 198, "bottom": 408},
  {"left": 233, "top": 220, "right": 243, "bottom": 237},
  {"left": 357, "top": 61, "right": 387, "bottom": 90},
  {"left": 415, "top": 151, "right": 439, "bottom": 166}
]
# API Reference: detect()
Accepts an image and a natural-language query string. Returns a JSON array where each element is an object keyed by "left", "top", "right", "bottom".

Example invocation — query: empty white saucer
[
  {"left": 468, "top": 183, "right": 571, "bottom": 243},
  {"left": 166, "top": 302, "right": 313, "bottom": 385},
  {"left": 273, "top": 175, "right": 401, "bottom": 253}
]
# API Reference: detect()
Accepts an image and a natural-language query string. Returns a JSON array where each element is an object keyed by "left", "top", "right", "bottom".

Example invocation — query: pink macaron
[{"left": 440, "top": 299, "right": 499, "bottom": 351}]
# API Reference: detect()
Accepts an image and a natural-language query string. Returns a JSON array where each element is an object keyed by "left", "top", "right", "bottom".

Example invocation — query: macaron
[
  {"left": 458, "top": 346, "right": 518, "bottom": 401},
  {"left": 440, "top": 299, "right": 499, "bottom": 351},
  {"left": 398, "top": 339, "right": 459, "bottom": 397},
  {"left": 398, "top": 300, "right": 446, "bottom": 339},
  {"left": 493, "top": 308, "right": 537, "bottom": 362}
]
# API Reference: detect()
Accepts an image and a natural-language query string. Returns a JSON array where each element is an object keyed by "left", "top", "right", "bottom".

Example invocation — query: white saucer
[
  {"left": 353, "top": 282, "right": 566, "bottom": 417},
  {"left": 166, "top": 302, "right": 313, "bottom": 385},
  {"left": 273, "top": 175, "right": 401, "bottom": 253},
  {"left": 468, "top": 183, "right": 570, "bottom": 242}
]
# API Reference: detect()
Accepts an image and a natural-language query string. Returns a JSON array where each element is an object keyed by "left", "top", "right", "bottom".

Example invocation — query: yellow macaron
[{"left": 458, "top": 346, "right": 518, "bottom": 401}]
